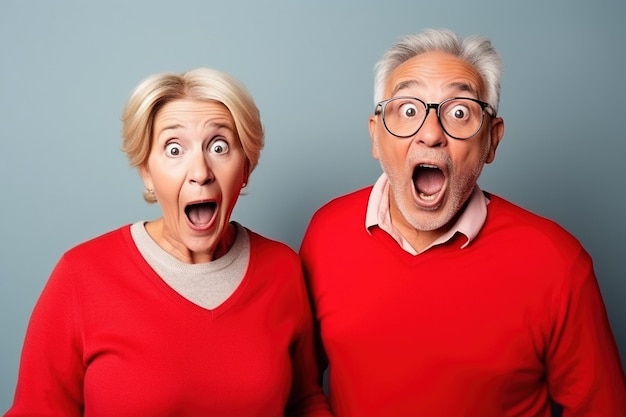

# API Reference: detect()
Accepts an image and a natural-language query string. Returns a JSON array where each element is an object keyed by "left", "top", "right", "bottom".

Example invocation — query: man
[{"left": 299, "top": 28, "right": 626, "bottom": 417}]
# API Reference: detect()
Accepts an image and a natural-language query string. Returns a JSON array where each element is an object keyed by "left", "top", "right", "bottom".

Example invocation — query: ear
[
  {"left": 139, "top": 165, "right": 153, "bottom": 191},
  {"left": 485, "top": 117, "right": 505, "bottom": 164},
  {"left": 369, "top": 115, "right": 380, "bottom": 160},
  {"left": 242, "top": 159, "right": 250, "bottom": 185}
]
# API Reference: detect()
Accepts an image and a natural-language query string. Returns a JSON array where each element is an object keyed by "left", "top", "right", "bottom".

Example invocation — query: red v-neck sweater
[
  {"left": 300, "top": 186, "right": 626, "bottom": 417},
  {"left": 6, "top": 226, "right": 332, "bottom": 417}
]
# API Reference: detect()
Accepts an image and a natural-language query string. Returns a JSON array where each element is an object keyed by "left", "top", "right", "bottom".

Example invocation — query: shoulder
[
  {"left": 46, "top": 225, "right": 135, "bottom": 293},
  {"left": 308, "top": 186, "right": 372, "bottom": 227},
  {"left": 315, "top": 186, "right": 372, "bottom": 215},
  {"left": 246, "top": 228, "right": 299, "bottom": 265},
  {"left": 485, "top": 193, "right": 585, "bottom": 255},
  {"left": 300, "top": 186, "right": 373, "bottom": 258},
  {"left": 62, "top": 225, "right": 133, "bottom": 263},
  {"left": 245, "top": 228, "right": 309, "bottom": 296}
]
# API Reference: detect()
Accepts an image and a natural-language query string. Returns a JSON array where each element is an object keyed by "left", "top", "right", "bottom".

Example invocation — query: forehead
[
  {"left": 386, "top": 51, "right": 485, "bottom": 98},
  {"left": 154, "top": 99, "right": 234, "bottom": 129}
]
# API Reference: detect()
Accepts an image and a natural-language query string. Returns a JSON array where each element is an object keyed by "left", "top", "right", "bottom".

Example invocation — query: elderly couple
[{"left": 5, "top": 28, "right": 626, "bottom": 417}]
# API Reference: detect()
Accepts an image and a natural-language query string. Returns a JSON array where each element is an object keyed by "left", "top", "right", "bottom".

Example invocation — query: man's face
[{"left": 369, "top": 51, "right": 504, "bottom": 238}]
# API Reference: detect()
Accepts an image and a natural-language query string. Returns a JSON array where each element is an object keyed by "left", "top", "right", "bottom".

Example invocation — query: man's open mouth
[
  {"left": 185, "top": 201, "right": 217, "bottom": 227},
  {"left": 413, "top": 164, "right": 445, "bottom": 202}
]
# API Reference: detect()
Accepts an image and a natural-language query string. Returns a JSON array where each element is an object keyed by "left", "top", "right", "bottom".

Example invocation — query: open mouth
[
  {"left": 413, "top": 164, "right": 445, "bottom": 202},
  {"left": 185, "top": 201, "right": 217, "bottom": 227}
]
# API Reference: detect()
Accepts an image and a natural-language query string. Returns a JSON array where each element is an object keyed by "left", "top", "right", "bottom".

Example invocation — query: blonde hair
[{"left": 121, "top": 68, "right": 264, "bottom": 203}]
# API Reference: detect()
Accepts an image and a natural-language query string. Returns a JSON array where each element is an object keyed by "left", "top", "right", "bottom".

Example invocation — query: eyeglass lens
[{"left": 382, "top": 98, "right": 484, "bottom": 139}]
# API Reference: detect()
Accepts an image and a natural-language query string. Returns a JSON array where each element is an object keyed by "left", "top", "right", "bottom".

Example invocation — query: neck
[{"left": 144, "top": 219, "right": 236, "bottom": 264}]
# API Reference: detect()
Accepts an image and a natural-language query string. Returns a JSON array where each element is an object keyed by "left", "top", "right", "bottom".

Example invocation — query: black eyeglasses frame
[{"left": 374, "top": 96, "right": 496, "bottom": 140}]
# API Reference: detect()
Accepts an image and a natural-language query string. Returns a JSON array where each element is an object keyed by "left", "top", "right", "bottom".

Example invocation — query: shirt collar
[{"left": 365, "top": 173, "right": 488, "bottom": 254}]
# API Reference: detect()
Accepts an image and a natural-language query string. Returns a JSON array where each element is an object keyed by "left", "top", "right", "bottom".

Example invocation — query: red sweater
[
  {"left": 6, "top": 226, "right": 332, "bottom": 417},
  {"left": 300, "top": 186, "right": 626, "bottom": 417}
]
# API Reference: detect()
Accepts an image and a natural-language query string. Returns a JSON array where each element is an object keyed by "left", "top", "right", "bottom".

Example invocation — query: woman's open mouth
[{"left": 185, "top": 201, "right": 217, "bottom": 228}]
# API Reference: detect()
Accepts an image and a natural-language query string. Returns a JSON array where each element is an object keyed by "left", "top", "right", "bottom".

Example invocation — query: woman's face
[{"left": 140, "top": 99, "right": 248, "bottom": 263}]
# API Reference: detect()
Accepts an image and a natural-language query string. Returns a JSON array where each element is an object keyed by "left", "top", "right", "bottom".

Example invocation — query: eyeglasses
[{"left": 374, "top": 96, "right": 495, "bottom": 140}]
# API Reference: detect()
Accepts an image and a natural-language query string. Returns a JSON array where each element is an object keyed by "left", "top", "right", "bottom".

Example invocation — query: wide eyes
[
  {"left": 447, "top": 104, "right": 471, "bottom": 121},
  {"left": 209, "top": 139, "right": 229, "bottom": 155},
  {"left": 165, "top": 142, "right": 183, "bottom": 156},
  {"left": 399, "top": 102, "right": 419, "bottom": 119},
  {"left": 163, "top": 138, "right": 230, "bottom": 157}
]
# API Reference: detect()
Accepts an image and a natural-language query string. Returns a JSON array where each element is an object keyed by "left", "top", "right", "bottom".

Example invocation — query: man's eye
[
  {"left": 165, "top": 143, "right": 182, "bottom": 156},
  {"left": 210, "top": 139, "right": 229, "bottom": 155},
  {"left": 450, "top": 105, "right": 470, "bottom": 120},
  {"left": 399, "top": 103, "right": 418, "bottom": 118}
]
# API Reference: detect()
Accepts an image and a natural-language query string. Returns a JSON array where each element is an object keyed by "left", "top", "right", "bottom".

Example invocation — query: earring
[
  {"left": 241, "top": 182, "right": 247, "bottom": 188},
  {"left": 147, "top": 188, "right": 154, "bottom": 194}
]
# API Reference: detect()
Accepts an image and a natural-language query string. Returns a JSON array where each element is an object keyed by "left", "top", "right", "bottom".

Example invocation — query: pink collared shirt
[{"left": 365, "top": 173, "right": 489, "bottom": 254}]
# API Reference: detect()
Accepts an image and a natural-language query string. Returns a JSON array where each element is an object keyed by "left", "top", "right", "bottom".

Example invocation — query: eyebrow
[
  {"left": 158, "top": 123, "right": 184, "bottom": 133},
  {"left": 447, "top": 81, "right": 479, "bottom": 97},
  {"left": 392, "top": 80, "right": 422, "bottom": 96},
  {"left": 392, "top": 80, "right": 479, "bottom": 98},
  {"left": 204, "top": 120, "right": 234, "bottom": 130}
]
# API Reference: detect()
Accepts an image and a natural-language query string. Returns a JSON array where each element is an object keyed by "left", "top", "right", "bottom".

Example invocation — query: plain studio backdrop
[{"left": 1, "top": 0, "right": 624, "bottom": 408}]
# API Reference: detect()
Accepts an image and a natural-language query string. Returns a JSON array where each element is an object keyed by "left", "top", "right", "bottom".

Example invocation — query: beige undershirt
[{"left": 130, "top": 221, "right": 250, "bottom": 309}]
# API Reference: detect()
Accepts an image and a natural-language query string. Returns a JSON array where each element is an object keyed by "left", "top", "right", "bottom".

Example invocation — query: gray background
[{"left": 1, "top": 0, "right": 624, "bottom": 408}]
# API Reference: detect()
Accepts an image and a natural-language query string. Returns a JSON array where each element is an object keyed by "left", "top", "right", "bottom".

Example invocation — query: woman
[{"left": 5, "top": 68, "right": 332, "bottom": 416}]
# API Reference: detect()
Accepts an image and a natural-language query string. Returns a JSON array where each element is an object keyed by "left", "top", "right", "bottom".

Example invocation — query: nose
[
  {"left": 415, "top": 108, "right": 447, "bottom": 148},
  {"left": 188, "top": 151, "right": 214, "bottom": 186}
]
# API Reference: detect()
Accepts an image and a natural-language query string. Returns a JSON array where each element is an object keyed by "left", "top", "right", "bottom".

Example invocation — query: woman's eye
[
  {"left": 165, "top": 143, "right": 182, "bottom": 156},
  {"left": 210, "top": 139, "right": 229, "bottom": 155}
]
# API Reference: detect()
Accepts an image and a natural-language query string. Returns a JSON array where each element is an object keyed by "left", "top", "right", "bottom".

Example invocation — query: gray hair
[{"left": 373, "top": 28, "right": 504, "bottom": 114}]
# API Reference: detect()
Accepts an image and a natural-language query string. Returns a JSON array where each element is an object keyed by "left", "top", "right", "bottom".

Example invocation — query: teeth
[
  {"left": 415, "top": 164, "right": 441, "bottom": 201},
  {"left": 419, "top": 164, "right": 438, "bottom": 169}
]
